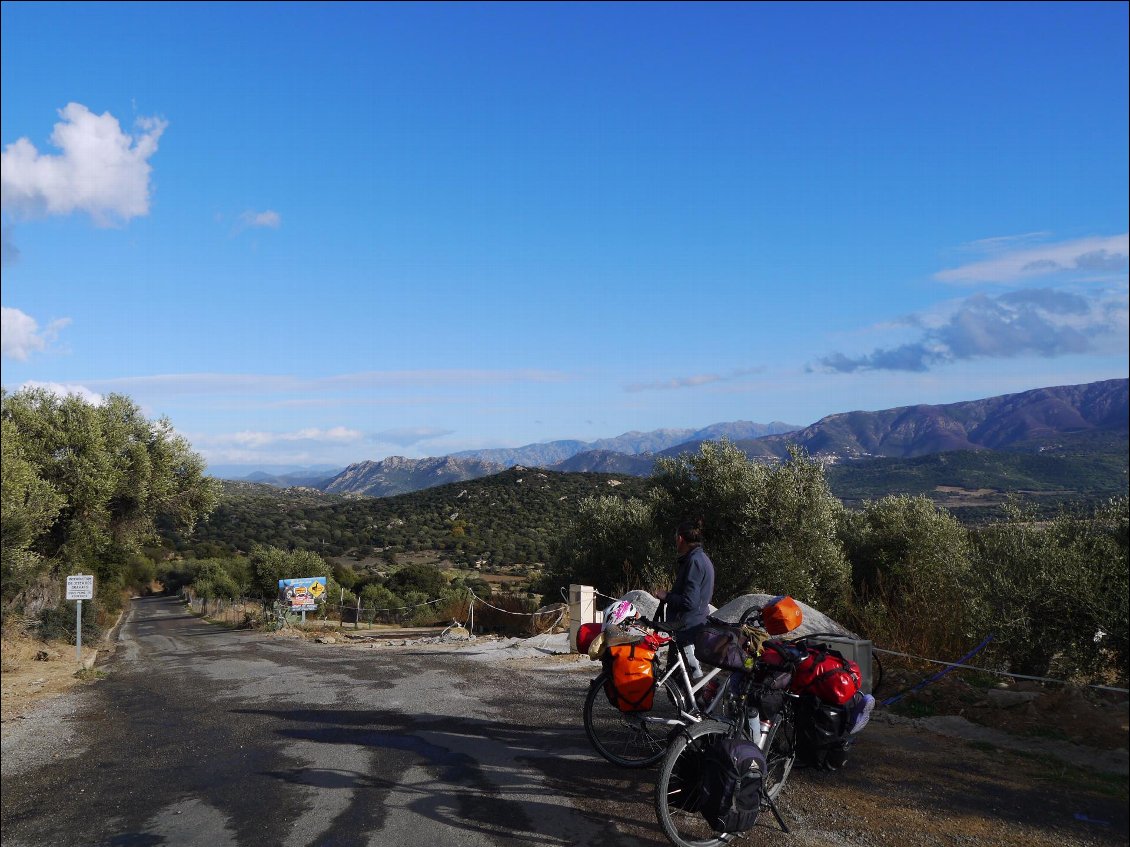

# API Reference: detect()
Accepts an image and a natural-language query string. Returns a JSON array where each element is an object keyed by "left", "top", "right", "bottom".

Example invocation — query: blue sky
[{"left": 2, "top": 2, "right": 1127, "bottom": 471}]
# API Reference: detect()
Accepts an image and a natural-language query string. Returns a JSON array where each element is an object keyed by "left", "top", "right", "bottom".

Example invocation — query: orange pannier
[{"left": 602, "top": 642, "right": 658, "bottom": 712}]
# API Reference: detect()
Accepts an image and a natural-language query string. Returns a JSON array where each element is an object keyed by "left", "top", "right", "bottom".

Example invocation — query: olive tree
[
  {"left": 542, "top": 495, "right": 666, "bottom": 600},
  {"left": 651, "top": 441, "right": 850, "bottom": 612},
  {"left": 248, "top": 545, "right": 332, "bottom": 600},
  {"left": 970, "top": 498, "right": 1128, "bottom": 682},
  {"left": 838, "top": 494, "right": 980, "bottom": 653},
  {"left": 1, "top": 388, "right": 218, "bottom": 607}
]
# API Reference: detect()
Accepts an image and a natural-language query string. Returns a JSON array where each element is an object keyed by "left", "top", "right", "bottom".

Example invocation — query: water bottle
[{"left": 750, "top": 716, "right": 773, "bottom": 749}]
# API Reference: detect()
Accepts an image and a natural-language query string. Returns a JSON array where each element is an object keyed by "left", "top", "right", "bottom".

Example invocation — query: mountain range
[{"left": 217, "top": 378, "right": 1128, "bottom": 498}]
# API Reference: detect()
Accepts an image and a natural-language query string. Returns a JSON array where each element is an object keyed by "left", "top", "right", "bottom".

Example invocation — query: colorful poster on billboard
[{"left": 278, "top": 577, "right": 327, "bottom": 611}]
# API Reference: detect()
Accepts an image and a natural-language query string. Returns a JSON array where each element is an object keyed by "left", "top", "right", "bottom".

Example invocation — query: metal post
[{"left": 76, "top": 599, "right": 83, "bottom": 662}]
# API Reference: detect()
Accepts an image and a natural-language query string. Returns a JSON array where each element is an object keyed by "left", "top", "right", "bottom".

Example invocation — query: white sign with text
[{"left": 66, "top": 574, "right": 94, "bottom": 601}]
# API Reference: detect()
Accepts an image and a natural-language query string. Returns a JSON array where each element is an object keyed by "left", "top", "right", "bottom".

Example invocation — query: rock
[{"left": 442, "top": 626, "right": 471, "bottom": 641}]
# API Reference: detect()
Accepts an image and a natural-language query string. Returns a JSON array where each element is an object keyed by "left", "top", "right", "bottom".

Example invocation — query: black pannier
[
  {"left": 699, "top": 736, "right": 767, "bottom": 832},
  {"left": 795, "top": 693, "right": 856, "bottom": 771}
]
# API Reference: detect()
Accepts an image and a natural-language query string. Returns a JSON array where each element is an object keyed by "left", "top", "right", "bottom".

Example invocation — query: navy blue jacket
[{"left": 666, "top": 544, "right": 715, "bottom": 635}]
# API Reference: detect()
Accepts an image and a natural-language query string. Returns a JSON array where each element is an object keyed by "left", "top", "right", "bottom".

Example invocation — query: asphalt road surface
[
  {"left": 2, "top": 596, "right": 633, "bottom": 846},
  {"left": 2, "top": 596, "right": 1127, "bottom": 847}
]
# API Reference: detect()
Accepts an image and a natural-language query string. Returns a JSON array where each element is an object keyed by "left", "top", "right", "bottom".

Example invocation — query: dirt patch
[
  {"left": 1, "top": 630, "right": 100, "bottom": 734},
  {"left": 879, "top": 666, "right": 1129, "bottom": 752}
]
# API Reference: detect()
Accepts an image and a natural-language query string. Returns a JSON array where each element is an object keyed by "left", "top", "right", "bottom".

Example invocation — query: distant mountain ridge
[
  {"left": 451, "top": 420, "right": 799, "bottom": 467},
  {"left": 220, "top": 379, "right": 1127, "bottom": 496},
  {"left": 733, "top": 378, "right": 1128, "bottom": 461},
  {"left": 321, "top": 455, "right": 505, "bottom": 497}
]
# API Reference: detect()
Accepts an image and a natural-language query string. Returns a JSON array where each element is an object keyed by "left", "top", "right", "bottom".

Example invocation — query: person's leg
[
  {"left": 681, "top": 639, "right": 703, "bottom": 681},
  {"left": 673, "top": 629, "right": 704, "bottom": 681}
]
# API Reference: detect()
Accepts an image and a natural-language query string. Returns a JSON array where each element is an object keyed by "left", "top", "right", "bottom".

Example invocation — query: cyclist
[{"left": 654, "top": 518, "right": 715, "bottom": 697}]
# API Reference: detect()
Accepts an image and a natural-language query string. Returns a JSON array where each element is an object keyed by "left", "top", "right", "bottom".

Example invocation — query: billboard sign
[{"left": 278, "top": 577, "right": 327, "bottom": 611}]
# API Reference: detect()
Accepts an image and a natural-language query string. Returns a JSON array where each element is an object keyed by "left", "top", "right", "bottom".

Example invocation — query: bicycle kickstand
[{"left": 764, "top": 793, "right": 790, "bottom": 834}]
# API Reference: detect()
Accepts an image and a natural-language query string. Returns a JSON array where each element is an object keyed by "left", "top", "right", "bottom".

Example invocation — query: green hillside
[
  {"left": 826, "top": 430, "right": 1128, "bottom": 520},
  {"left": 168, "top": 469, "right": 653, "bottom": 564}
]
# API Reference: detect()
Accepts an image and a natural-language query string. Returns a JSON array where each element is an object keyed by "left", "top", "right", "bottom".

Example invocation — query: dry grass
[{"left": 0, "top": 627, "right": 100, "bottom": 728}]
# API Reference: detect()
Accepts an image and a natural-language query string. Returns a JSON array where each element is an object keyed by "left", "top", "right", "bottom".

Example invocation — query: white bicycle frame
[{"left": 636, "top": 637, "right": 728, "bottom": 729}]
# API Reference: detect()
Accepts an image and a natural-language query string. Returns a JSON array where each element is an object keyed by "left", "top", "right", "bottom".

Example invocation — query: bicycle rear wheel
[
  {"left": 654, "top": 720, "right": 732, "bottom": 847},
  {"left": 583, "top": 670, "right": 686, "bottom": 768}
]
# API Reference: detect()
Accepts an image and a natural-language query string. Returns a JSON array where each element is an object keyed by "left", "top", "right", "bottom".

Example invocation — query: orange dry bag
[{"left": 761, "top": 595, "right": 803, "bottom": 635}]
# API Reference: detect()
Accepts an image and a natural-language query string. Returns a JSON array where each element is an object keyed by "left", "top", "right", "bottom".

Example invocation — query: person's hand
[{"left": 655, "top": 589, "right": 668, "bottom": 601}]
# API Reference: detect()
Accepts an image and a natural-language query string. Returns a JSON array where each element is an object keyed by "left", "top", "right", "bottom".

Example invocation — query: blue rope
[{"left": 880, "top": 634, "right": 994, "bottom": 707}]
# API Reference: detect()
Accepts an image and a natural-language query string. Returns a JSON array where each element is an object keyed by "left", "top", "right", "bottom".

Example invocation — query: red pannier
[{"left": 789, "top": 646, "right": 863, "bottom": 706}]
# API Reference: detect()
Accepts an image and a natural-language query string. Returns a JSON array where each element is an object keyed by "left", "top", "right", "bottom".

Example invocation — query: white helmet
[{"left": 602, "top": 600, "right": 638, "bottom": 631}]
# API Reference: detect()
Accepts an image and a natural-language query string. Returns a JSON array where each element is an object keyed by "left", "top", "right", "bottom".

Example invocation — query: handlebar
[
  {"left": 738, "top": 605, "right": 762, "bottom": 627},
  {"left": 635, "top": 616, "right": 677, "bottom": 635}
]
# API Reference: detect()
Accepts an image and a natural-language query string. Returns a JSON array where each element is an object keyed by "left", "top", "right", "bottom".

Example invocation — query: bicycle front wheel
[
  {"left": 762, "top": 714, "right": 796, "bottom": 802},
  {"left": 583, "top": 670, "right": 686, "bottom": 768},
  {"left": 655, "top": 720, "right": 733, "bottom": 847}
]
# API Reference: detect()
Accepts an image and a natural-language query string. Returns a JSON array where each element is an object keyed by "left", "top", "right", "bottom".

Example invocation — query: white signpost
[{"left": 66, "top": 574, "right": 94, "bottom": 662}]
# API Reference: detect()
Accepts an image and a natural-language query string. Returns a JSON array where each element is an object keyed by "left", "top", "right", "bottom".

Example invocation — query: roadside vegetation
[{"left": 2, "top": 389, "right": 1127, "bottom": 692}]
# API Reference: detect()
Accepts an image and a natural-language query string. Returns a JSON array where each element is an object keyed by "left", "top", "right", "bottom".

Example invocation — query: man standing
[{"left": 655, "top": 518, "right": 715, "bottom": 682}]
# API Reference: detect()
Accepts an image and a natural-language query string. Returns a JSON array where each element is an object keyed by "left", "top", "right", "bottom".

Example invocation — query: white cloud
[
  {"left": 813, "top": 287, "right": 1128, "bottom": 373},
  {"left": 237, "top": 209, "right": 281, "bottom": 230},
  {"left": 80, "top": 368, "right": 571, "bottom": 395},
  {"left": 376, "top": 426, "right": 455, "bottom": 446},
  {"left": 198, "top": 426, "right": 364, "bottom": 449},
  {"left": 17, "top": 380, "right": 103, "bottom": 405},
  {"left": 1, "top": 103, "right": 167, "bottom": 226},
  {"left": 1, "top": 306, "right": 71, "bottom": 360},
  {"left": 624, "top": 367, "right": 764, "bottom": 393},
  {"left": 936, "top": 234, "right": 1129, "bottom": 284}
]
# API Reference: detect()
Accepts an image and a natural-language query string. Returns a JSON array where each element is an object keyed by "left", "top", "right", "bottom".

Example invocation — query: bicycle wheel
[
  {"left": 583, "top": 670, "right": 686, "bottom": 768},
  {"left": 655, "top": 720, "right": 732, "bottom": 847},
  {"left": 762, "top": 713, "right": 796, "bottom": 802}
]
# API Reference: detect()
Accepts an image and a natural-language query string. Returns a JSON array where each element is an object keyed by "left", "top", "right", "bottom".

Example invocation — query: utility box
[
  {"left": 568, "top": 584, "right": 597, "bottom": 652},
  {"left": 806, "top": 636, "right": 874, "bottom": 694}
]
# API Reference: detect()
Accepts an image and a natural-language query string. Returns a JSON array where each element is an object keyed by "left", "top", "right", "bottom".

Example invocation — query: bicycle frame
[{"left": 640, "top": 639, "right": 728, "bottom": 730}]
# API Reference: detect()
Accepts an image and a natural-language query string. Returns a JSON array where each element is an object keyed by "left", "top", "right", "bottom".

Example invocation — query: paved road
[
  {"left": 3, "top": 596, "right": 1127, "bottom": 847},
  {"left": 1, "top": 596, "right": 624, "bottom": 847}
]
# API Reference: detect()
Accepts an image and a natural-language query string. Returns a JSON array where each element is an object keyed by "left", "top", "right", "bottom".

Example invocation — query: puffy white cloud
[
  {"left": 936, "top": 234, "right": 1129, "bottom": 284},
  {"left": 17, "top": 380, "right": 103, "bottom": 405},
  {"left": 1, "top": 306, "right": 70, "bottom": 360},
  {"left": 1, "top": 103, "right": 167, "bottom": 225}
]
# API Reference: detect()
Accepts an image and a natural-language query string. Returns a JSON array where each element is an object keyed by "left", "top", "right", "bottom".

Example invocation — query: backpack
[
  {"left": 790, "top": 645, "right": 863, "bottom": 706},
  {"left": 795, "top": 694, "right": 854, "bottom": 770},
  {"left": 602, "top": 642, "right": 658, "bottom": 712},
  {"left": 699, "top": 736, "right": 767, "bottom": 833}
]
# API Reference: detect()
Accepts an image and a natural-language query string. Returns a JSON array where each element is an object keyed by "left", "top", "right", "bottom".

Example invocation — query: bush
[
  {"left": 839, "top": 494, "right": 982, "bottom": 657},
  {"left": 970, "top": 498, "right": 1128, "bottom": 684},
  {"left": 38, "top": 602, "right": 102, "bottom": 644}
]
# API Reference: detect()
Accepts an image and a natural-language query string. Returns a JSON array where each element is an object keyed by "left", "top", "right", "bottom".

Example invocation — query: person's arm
[{"left": 665, "top": 556, "right": 707, "bottom": 615}]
